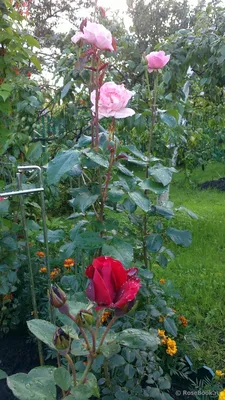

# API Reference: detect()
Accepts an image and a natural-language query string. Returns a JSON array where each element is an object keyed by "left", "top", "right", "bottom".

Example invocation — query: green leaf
[
  {"left": 7, "top": 367, "right": 56, "bottom": 400},
  {"left": 0, "top": 369, "right": 7, "bottom": 379},
  {"left": 146, "top": 234, "right": 163, "bottom": 252},
  {"left": 116, "top": 163, "right": 134, "bottom": 176},
  {"left": 37, "top": 229, "right": 65, "bottom": 244},
  {"left": 75, "top": 232, "right": 103, "bottom": 249},
  {"left": 54, "top": 367, "right": 71, "bottom": 391},
  {"left": 117, "top": 329, "right": 159, "bottom": 350},
  {"left": 124, "top": 364, "right": 135, "bottom": 379},
  {"left": 148, "top": 166, "right": 176, "bottom": 186},
  {"left": 71, "top": 373, "right": 100, "bottom": 399},
  {"left": 61, "top": 82, "right": 72, "bottom": 99},
  {"left": 151, "top": 205, "right": 174, "bottom": 219},
  {"left": 139, "top": 179, "right": 169, "bottom": 194},
  {"left": 110, "top": 354, "right": 126, "bottom": 368},
  {"left": 0, "top": 90, "right": 11, "bottom": 101},
  {"left": 160, "top": 112, "right": 177, "bottom": 127},
  {"left": 26, "top": 219, "right": 41, "bottom": 231},
  {"left": 31, "top": 55, "right": 42, "bottom": 71},
  {"left": 127, "top": 144, "right": 147, "bottom": 161},
  {"left": 176, "top": 206, "right": 198, "bottom": 220},
  {"left": 27, "top": 319, "right": 57, "bottom": 349},
  {"left": 129, "top": 191, "right": 151, "bottom": 212},
  {"left": 71, "top": 340, "right": 89, "bottom": 357},
  {"left": 1, "top": 235, "right": 17, "bottom": 250},
  {"left": 101, "top": 342, "right": 121, "bottom": 358},
  {"left": 24, "top": 35, "right": 40, "bottom": 48},
  {"left": 47, "top": 150, "right": 80, "bottom": 185},
  {"left": 26, "top": 141, "right": 42, "bottom": 162},
  {"left": 102, "top": 237, "right": 133, "bottom": 267},
  {"left": 0, "top": 199, "right": 9, "bottom": 213},
  {"left": 83, "top": 149, "right": 109, "bottom": 168},
  {"left": 108, "top": 188, "right": 124, "bottom": 202},
  {"left": 166, "top": 228, "right": 192, "bottom": 247},
  {"left": 164, "top": 317, "right": 177, "bottom": 337},
  {"left": 70, "top": 188, "right": 98, "bottom": 213}
]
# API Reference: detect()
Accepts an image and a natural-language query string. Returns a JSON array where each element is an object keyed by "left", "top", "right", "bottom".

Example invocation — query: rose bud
[
  {"left": 75, "top": 310, "right": 94, "bottom": 328},
  {"left": 53, "top": 327, "right": 70, "bottom": 356},
  {"left": 49, "top": 285, "right": 69, "bottom": 315}
]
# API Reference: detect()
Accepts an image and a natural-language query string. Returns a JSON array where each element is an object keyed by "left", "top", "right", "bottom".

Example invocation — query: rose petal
[
  {"left": 110, "top": 258, "right": 127, "bottom": 290},
  {"left": 92, "top": 268, "right": 112, "bottom": 306},
  {"left": 113, "top": 279, "right": 141, "bottom": 309}
]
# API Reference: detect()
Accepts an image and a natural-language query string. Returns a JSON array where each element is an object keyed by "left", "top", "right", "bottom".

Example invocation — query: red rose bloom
[{"left": 85, "top": 256, "right": 141, "bottom": 310}]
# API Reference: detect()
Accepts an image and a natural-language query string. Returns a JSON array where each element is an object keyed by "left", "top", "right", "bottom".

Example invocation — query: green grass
[{"left": 153, "top": 162, "right": 225, "bottom": 370}]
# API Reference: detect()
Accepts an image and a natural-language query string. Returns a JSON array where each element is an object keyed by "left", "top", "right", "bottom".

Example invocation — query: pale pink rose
[
  {"left": 146, "top": 51, "right": 170, "bottom": 73},
  {"left": 91, "top": 82, "right": 135, "bottom": 119},
  {"left": 71, "top": 21, "right": 114, "bottom": 52}
]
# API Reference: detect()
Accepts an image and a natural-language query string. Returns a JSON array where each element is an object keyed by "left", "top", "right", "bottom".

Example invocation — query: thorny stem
[
  {"left": 143, "top": 70, "right": 159, "bottom": 268},
  {"left": 65, "top": 354, "right": 76, "bottom": 386}
]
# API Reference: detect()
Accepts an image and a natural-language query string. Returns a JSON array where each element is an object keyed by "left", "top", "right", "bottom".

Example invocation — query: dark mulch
[
  {"left": 199, "top": 177, "right": 225, "bottom": 191},
  {"left": 0, "top": 327, "right": 39, "bottom": 400}
]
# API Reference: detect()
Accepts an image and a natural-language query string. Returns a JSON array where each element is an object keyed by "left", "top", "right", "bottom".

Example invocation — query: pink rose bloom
[
  {"left": 71, "top": 21, "right": 114, "bottom": 52},
  {"left": 91, "top": 82, "right": 135, "bottom": 119},
  {"left": 146, "top": 51, "right": 170, "bottom": 73}
]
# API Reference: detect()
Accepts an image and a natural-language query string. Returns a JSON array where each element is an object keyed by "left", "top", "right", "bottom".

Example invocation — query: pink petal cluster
[
  {"left": 91, "top": 82, "right": 135, "bottom": 119},
  {"left": 71, "top": 21, "right": 114, "bottom": 52},
  {"left": 146, "top": 51, "right": 170, "bottom": 73}
]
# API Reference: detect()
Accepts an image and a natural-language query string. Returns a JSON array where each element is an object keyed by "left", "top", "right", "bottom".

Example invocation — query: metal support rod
[
  {"left": 18, "top": 166, "right": 54, "bottom": 323},
  {"left": 16, "top": 172, "right": 44, "bottom": 366},
  {"left": 0, "top": 188, "right": 44, "bottom": 197}
]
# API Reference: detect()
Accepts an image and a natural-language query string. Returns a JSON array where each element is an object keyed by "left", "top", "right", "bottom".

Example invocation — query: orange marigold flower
[
  {"left": 159, "top": 278, "right": 166, "bottom": 284},
  {"left": 50, "top": 268, "right": 61, "bottom": 280},
  {"left": 27, "top": 71, "right": 32, "bottom": 79},
  {"left": 101, "top": 311, "right": 111, "bottom": 323},
  {"left": 218, "top": 389, "right": 225, "bottom": 400},
  {"left": 178, "top": 315, "right": 188, "bottom": 327},
  {"left": 158, "top": 329, "right": 165, "bottom": 337},
  {"left": 166, "top": 338, "right": 177, "bottom": 356},
  {"left": 64, "top": 258, "right": 75, "bottom": 268},
  {"left": 39, "top": 267, "right": 47, "bottom": 273},
  {"left": 3, "top": 293, "right": 13, "bottom": 301},
  {"left": 36, "top": 251, "right": 45, "bottom": 258},
  {"left": 158, "top": 329, "right": 168, "bottom": 345},
  {"left": 159, "top": 316, "right": 165, "bottom": 322}
]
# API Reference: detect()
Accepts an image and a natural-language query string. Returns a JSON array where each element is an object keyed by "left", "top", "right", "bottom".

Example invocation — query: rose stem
[
  {"left": 68, "top": 313, "right": 92, "bottom": 352},
  {"left": 97, "top": 316, "right": 118, "bottom": 351},
  {"left": 103, "top": 358, "right": 111, "bottom": 387},
  {"left": 81, "top": 356, "right": 93, "bottom": 384},
  {"left": 143, "top": 70, "right": 159, "bottom": 268},
  {"left": 65, "top": 354, "right": 76, "bottom": 386}
]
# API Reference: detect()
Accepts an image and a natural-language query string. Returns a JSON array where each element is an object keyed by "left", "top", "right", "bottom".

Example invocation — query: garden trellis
[{"left": 0, "top": 165, "right": 52, "bottom": 365}]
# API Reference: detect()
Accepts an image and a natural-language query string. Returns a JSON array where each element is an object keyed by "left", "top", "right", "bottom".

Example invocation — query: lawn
[{"left": 153, "top": 161, "right": 225, "bottom": 370}]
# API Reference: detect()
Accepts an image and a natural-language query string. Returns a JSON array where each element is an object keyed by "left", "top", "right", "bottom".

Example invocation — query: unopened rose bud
[
  {"left": 50, "top": 285, "right": 66, "bottom": 308},
  {"left": 53, "top": 327, "right": 70, "bottom": 356},
  {"left": 75, "top": 310, "right": 94, "bottom": 328}
]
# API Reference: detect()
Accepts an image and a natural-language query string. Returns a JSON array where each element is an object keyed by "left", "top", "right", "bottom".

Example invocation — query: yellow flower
[
  {"left": 216, "top": 370, "right": 225, "bottom": 377},
  {"left": 158, "top": 329, "right": 168, "bottom": 345},
  {"left": 39, "top": 267, "right": 47, "bottom": 273},
  {"left": 166, "top": 338, "right": 177, "bottom": 356},
  {"left": 178, "top": 315, "right": 188, "bottom": 327},
  {"left": 36, "top": 251, "right": 45, "bottom": 258},
  {"left": 219, "top": 389, "right": 225, "bottom": 400},
  {"left": 159, "top": 279, "right": 166, "bottom": 284},
  {"left": 64, "top": 258, "right": 75, "bottom": 268},
  {"left": 159, "top": 316, "right": 165, "bottom": 322},
  {"left": 101, "top": 311, "right": 111, "bottom": 323}
]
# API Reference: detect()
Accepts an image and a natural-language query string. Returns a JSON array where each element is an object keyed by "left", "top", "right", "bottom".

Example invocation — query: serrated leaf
[
  {"left": 102, "top": 238, "right": 133, "bottom": 267},
  {"left": 117, "top": 329, "right": 159, "bottom": 350},
  {"left": 27, "top": 319, "right": 57, "bottom": 349},
  {"left": 146, "top": 234, "right": 163, "bottom": 252}
]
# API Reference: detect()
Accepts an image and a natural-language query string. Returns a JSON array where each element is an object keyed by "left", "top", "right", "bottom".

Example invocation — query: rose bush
[
  {"left": 85, "top": 256, "right": 141, "bottom": 309},
  {"left": 71, "top": 21, "right": 114, "bottom": 52},
  {"left": 146, "top": 50, "right": 170, "bottom": 72},
  {"left": 91, "top": 82, "right": 135, "bottom": 119}
]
